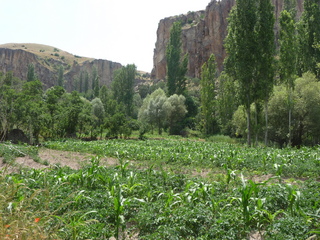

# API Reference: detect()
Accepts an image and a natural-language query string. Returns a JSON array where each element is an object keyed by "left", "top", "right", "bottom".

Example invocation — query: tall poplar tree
[
  {"left": 225, "top": 0, "right": 258, "bottom": 146},
  {"left": 200, "top": 54, "right": 218, "bottom": 135},
  {"left": 91, "top": 67, "right": 100, "bottom": 97},
  {"left": 225, "top": 0, "right": 275, "bottom": 146},
  {"left": 79, "top": 71, "right": 83, "bottom": 93},
  {"left": 27, "top": 63, "right": 37, "bottom": 82},
  {"left": 112, "top": 64, "right": 136, "bottom": 117},
  {"left": 166, "top": 21, "right": 188, "bottom": 96},
  {"left": 298, "top": 0, "right": 320, "bottom": 76},
  {"left": 57, "top": 65, "right": 64, "bottom": 87},
  {"left": 84, "top": 71, "right": 89, "bottom": 94},
  {"left": 279, "top": 10, "right": 297, "bottom": 145},
  {"left": 255, "top": 0, "right": 275, "bottom": 145}
]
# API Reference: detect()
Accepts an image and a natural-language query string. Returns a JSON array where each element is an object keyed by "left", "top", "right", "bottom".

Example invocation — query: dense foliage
[{"left": 1, "top": 0, "right": 320, "bottom": 148}]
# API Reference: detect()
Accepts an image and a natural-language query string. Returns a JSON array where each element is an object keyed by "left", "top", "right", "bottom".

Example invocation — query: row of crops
[
  {"left": 1, "top": 139, "right": 320, "bottom": 239},
  {"left": 45, "top": 139, "right": 320, "bottom": 178}
]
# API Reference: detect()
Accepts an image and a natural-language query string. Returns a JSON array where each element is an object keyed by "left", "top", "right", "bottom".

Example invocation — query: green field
[{"left": 1, "top": 139, "right": 319, "bottom": 239}]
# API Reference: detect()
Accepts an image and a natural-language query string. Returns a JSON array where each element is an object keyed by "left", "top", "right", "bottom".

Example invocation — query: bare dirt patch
[{"left": 1, "top": 148, "right": 120, "bottom": 171}]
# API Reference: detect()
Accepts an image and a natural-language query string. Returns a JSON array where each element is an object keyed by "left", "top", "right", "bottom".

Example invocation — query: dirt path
[{"left": 0, "top": 148, "right": 120, "bottom": 171}]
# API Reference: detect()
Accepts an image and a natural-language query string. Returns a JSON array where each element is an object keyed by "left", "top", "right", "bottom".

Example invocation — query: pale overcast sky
[{"left": 0, "top": 0, "right": 211, "bottom": 72}]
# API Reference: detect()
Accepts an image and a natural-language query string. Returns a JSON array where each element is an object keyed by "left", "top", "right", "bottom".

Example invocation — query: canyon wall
[
  {"left": 152, "top": 0, "right": 304, "bottom": 80},
  {"left": 0, "top": 46, "right": 122, "bottom": 91}
]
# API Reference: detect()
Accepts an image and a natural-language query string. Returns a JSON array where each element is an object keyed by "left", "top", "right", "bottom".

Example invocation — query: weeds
[{"left": 1, "top": 139, "right": 319, "bottom": 239}]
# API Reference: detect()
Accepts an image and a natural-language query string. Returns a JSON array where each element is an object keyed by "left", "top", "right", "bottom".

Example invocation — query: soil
[{"left": 0, "top": 148, "right": 120, "bottom": 172}]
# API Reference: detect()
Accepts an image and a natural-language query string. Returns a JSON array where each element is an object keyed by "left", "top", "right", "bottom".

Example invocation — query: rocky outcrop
[
  {"left": 64, "top": 59, "right": 122, "bottom": 91},
  {"left": 0, "top": 48, "right": 56, "bottom": 88},
  {"left": 0, "top": 45, "right": 122, "bottom": 91},
  {"left": 152, "top": 0, "right": 304, "bottom": 80}
]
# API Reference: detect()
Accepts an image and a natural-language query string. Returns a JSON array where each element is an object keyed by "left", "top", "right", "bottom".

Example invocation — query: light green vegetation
[
  {"left": 44, "top": 139, "right": 320, "bottom": 179},
  {"left": 1, "top": 139, "right": 320, "bottom": 239}
]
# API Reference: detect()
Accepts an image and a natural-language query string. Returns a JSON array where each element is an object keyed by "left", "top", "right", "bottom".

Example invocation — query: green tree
[
  {"left": 132, "top": 93, "right": 142, "bottom": 119},
  {"left": 58, "top": 65, "right": 64, "bottom": 87},
  {"left": 105, "top": 104, "right": 132, "bottom": 139},
  {"left": 3, "top": 71, "right": 13, "bottom": 86},
  {"left": 268, "top": 84, "right": 290, "bottom": 147},
  {"left": 138, "top": 84, "right": 150, "bottom": 99},
  {"left": 77, "top": 98, "right": 93, "bottom": 137},
  {"left": 16, "top": 80, "right": 45, "bottom": 144},
  {"left": 27, "top": 63, "right": 37, "bottom": 82},
  {"left": 224, "top": 0, "right": 258, "bottom": 146},
  {"left": 200, "top": 54, "right": 218, "bottom": 135},
  {"left": 297, "top": 0, "right": 320, "bottom": 76},
  {"left": 279, "top": 9, "right": 297, "bottom": 145},
  {"left": 57, "top": 91, "right": 84, "bottom": 137},
  {"left": 99, "top": 85, "right": 118, "bottom": 117},
  {"left": 99, "top": 85, "right": 110, "bottom": 112},
  {"left": 112, "top": 64, "right": 136, "bottom": 117},
  {"left": 268, "top": 72, "right": 320, "bottom": 146},
  {"left": 0, "top": 72, "right": 19, "bottom": 141},
  {"left": 166, "top": 21, "right": 188, "bottom": 96},
  {"left": 255, "top": 0, "right": 275, "bottom": 145},
  {"left": 225, "top": 0, "right": 275, "bottom": 145},
  {"left": 91, "top": 98, "right": 105, "bottom": 138},
  {"left": 84, "top": 71, "right": 89, "bottom": 94},
  {"left": 92, "top": 67, "right": 100, "bottom": 97},
  {"left": 164, "top": 94, "right": 187, "bottom": 135},
  {"left": 79, "top": 71, "right": 84, "bottom": 93},
  {"left": 44, "top": 86, "right": 65, "bottom": 138},
  {"left": 138, "top": 88, "right": 168, "bottom": 135},
  {"left": 216, "top": 72, "right": 238, "bottom": 135},
  {"left": 296, "top": 73, "right": 320, "bottom": 145}
]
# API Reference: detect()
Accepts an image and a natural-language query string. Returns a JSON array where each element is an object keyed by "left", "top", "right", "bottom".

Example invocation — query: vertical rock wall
[
  {"left": 0, "top": 48, "right": 122, "bottom": 91},
  {"left": 151, "top": 0, "right": 304, "bottom": 80}
]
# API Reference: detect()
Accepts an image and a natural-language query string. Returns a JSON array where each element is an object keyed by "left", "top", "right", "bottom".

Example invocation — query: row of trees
[
  {"left": 1, "top": 0, "right": 319, "bottom": 147},
  {"left": 0, "top": 63, "right": 140, "bottom": 144},
  {"left": 0, "top": 61, "right": 189, "bottom": 144},
  {"left": 197, "top": 0, "right": 320, "bottom": 146}
]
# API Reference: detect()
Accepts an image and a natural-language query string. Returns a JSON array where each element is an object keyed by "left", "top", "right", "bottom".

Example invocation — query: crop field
[{"left": 0, "top": 139, "right": 319, "bottom": 239}]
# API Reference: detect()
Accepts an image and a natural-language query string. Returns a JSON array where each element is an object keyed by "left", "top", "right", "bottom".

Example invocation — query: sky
[{"left": 0, "top": 0, "right": 211, "bottom": 72}]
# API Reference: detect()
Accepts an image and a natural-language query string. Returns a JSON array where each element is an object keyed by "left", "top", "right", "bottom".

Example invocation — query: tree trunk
[
  {"left": 246, "top": 105, "right": 251, "bottom": 147},
  {"left": 254, "top": 102, "right": 259, "bottom": 146},
  {"left": 288, "top": 87, "right": 292, "bottom": 146},
  {"left": 264, "top": 99, "right": 269, "bottom": 146},
  {"left": 158, "top": 117, "right": 162, "bottom": 135}
]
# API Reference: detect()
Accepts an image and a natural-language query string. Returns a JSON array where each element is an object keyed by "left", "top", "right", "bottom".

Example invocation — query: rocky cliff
[
  {"left": 152, "top": 0, "right": 304, "bottom": 80},
  {"left": 0, "top": 43, "right": 122, "bottom": 91}
]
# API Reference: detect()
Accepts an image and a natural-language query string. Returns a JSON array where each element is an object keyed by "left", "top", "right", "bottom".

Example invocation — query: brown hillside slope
[{"left": 0, "top": 43, "right": 122, "bottom": 91}]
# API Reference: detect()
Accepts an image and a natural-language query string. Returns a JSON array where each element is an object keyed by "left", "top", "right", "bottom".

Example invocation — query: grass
[
  {"left": 0, "top": 139, "right": 320, "bottom": 239},
  {"left": 0, "top": 143, "right": 39, "bottom": 164}
]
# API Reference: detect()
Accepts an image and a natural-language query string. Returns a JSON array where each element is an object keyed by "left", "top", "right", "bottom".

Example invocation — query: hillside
[
  {"left": 0, "top": 43, "right": 93, "bottom": 66},
  {"left": 0, "top": 43, "right": 122, "bottom": 91}
]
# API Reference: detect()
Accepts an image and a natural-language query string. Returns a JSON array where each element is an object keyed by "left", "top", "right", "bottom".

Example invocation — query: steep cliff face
[
  {"left": 64, "top": 59, "right": 122, "bottom": 91},
  {"left": 152, "top": 0, "right": 304, "bottom": 80},
  {"left": 0, "top": 43, "right": 122, "bottom": 91}
]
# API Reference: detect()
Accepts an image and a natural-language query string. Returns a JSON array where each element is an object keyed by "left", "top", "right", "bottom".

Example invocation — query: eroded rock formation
[
  {"left": 152, "top": 0, "right": 304, "bottom": 80},
  {"left": 0, "top": 44, "right": 122, "bottom": 91}
]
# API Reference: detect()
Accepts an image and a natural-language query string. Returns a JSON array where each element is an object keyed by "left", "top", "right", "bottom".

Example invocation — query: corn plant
[
  {"left": 55, "top": 210, "right": 98, "bottom": 240},
  {"left": 110, "top": 184, "right": 130, "bottom": 240},
  {"left": 233, "top": 175, "right": 262, "bottom": 229},
  {"left": 286, "top": 184, "right": 301, "bottom": 216}
]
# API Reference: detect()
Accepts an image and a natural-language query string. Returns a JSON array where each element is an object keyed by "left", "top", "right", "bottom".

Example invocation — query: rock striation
[
  {"left": 0, "top": 43, "right": 122, "bottom": 91},
  {"left": 152, "top": 0, "right": 304, "bottom": 80}
]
